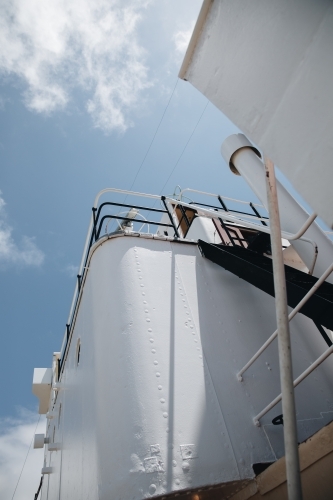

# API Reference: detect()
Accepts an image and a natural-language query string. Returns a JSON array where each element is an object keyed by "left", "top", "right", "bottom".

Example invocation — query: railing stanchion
[
  {"left": 92, "top": 208, "right": 97, "bottom": 242},
  {"left": 217, "top": 195, "right": 228, "bottom": 211},
  {"left": 178, "top": 204, "right": 191, "bottom": 232},
  {"left": 66, "top": 324, "right": 70, "bottom": 341},
  {"left": 161, "top": 196, "right": 180, "bottom": 238},
  {"left": 217, "top": 195, "right": 239, "bottom": 246},
  {"left": 250, "top": 202, "right": 267, "bottom": 227},
  {"left": 264, "top": 157, "right": 303, "bottom": 500}
]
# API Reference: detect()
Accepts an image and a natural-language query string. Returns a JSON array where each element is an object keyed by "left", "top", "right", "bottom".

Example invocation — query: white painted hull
[{"left": 39, "top": 232, "right": 333, "bottom": 499}]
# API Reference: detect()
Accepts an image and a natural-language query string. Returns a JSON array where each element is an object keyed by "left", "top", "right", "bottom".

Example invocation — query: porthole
[{"left": 76, "top": 339, "right": 81, "bottom": 367}]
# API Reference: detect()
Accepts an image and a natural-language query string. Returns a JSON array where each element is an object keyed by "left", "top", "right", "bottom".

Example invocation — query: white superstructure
[
  {"left": 32, "top": 1, "right": 333, "bottom": 498},
  {"left": 32, "top": 183, "right": 333, "bottom": 499},
  {"left": 179, "top": 0, "right": 333, "bottom": 229}
]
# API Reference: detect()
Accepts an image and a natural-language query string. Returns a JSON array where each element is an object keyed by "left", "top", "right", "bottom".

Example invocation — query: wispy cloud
[
  {"left": 0, "top": 0, "right": 152, "bottom": 133},
  {"left": 0, "top": 193, "right": 44, "bottom": 268},
  {"left": 0, "top": 409, "right": 45, "bottom": 500},
  {"left": 173, "top": 24, "right": 194, "bottom": 56}
]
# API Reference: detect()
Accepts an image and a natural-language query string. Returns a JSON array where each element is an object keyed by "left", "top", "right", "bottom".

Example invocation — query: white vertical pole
[{"left": 264, "top": 157, "right": 303, "bottom": 500}]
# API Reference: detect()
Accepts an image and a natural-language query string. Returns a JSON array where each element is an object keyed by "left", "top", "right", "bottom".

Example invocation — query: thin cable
[
  {"left": 128, "top": 78, "right": 179, "bottom": 192},
  {"left": 156, "top": 100, "right": 209, "bottom": 203},
  {"left": 106, "top": 79, "right": 179, "bottom": 233},
  {"left": 11, "top": 415, "right": 41, "bottom": 500}
]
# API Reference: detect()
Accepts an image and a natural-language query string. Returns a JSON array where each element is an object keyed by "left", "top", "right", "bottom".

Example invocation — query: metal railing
[
  {"left": 237, "top": 263, "right": 333, "bottom": 383},
  {"left": 58, "top": 187, "right": 272, "bottom": 376},
  {"left": 164, "top": 196, "right": 319, "bottom": 274},
  {"left": 57, "top": 187, "right": 324, "bottom": 387},
  {"left": 58, "top": 188, "right": 180, "bottom": 375},
  {"left": 253, "top": 342, "right": 333, "bottom": 427},
  {"left": 162, "top": 192, "right": 333, "bottom": 437}
]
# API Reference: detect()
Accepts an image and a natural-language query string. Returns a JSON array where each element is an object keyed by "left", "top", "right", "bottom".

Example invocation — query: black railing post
[
  {"left": 179, "top": 204, "right": 191, "bottom": 229},
  {"left": 250, "top": 202, "right": 267, "bottom": 226},
  {"left": 161, "top": 196, "right": 180, "bottom": 238},
  {"left": 92, "top": 208, "right": 98, "bottom": 241},
  {"left": 77, "top": 274, "right": 81, "bottom": 292},
  {"left": 218, "top": 195, "right": 238, "bottom": 246},
  {"left": 66, "top": 324, "right": 70, "bottom": 342},
  {"left": 57, "top": 358, "right": 61, "bottom": 381},
  {"left": 218, "top": 195, "right": 228, "bottom": 211},
  {"left": 218, "top": 218, "right": 236, "bottom": 246}
]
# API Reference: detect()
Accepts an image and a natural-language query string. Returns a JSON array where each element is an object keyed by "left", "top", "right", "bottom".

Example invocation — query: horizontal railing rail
[
  {"left": 179, "top": 187, "right": 265, "bottom": 208},
  {"left": 95, "top": 214, "right": 174, "bottom": 240},
  {"left": 188, "top": 200, "right": 269, "bottom": 219},
  {"left": 237, "top": 263, "right": 333, "bottom": 382},
  {"left": 253, "top": 342, "right": 333, "bottom": 427}
]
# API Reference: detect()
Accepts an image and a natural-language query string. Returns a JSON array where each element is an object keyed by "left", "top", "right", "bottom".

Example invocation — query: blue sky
[
  {"left": 0, "top": 1, "right": 250, "bottom": 495},
  {"left": 0, "top": 0, "right": 253, "bottom": 417},
  {"left": 0, "top": 0, "right": 275, "bottom": 496},
  {"left": 1, "top": 1, "right": 332, "bottom": 497}
]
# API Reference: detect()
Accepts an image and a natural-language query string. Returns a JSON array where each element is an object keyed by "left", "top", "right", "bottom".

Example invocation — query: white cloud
[
  {"left": 0, "top": 193, "right": 44, "bottom": 268},
  {"left": 0, "top": 410, "right": 45, "bottom": 500},
  {"left": 0, "top": 0, "right": 152, "bottom": 132},
  {"left": 173, "top": 24, "right": 194, "bottom": 56}
]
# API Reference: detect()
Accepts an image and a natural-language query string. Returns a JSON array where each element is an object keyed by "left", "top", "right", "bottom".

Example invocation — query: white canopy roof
[{"left": 180, "top": 0, "right": 333, "bottom": 228}]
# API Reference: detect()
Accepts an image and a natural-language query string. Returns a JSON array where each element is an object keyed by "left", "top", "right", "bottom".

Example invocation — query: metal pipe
[
  {"left": 237, "top": 262, "right": 333, "bottom": 380},
  {"left": 224, "top": 141, "right": 333, "bottom": 284},
  {"left": 253, "top": 344, "right": 333, "bottom": 426},
  {"left": 264, "top": 157, "right": 302, "bottom": 500}
]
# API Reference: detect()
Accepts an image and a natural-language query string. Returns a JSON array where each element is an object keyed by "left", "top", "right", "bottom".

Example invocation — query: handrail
[
  {"left": 179, "top": 187, "right": 265, "bottom": 208},
  {"left": 188, "top": 200, "right": 269, "bottom": 221},
  {"left": 286, "top": 213, "right": 317, "bottom": 240},
  {"left": 93, "top": 187, "right": 161, "bottom": 207},
  {"left": 106, "top": 211, "right": 150, "bottom": 234},
  {"left": 253, "top": 343, "right": 333, "bottom": 426},
  {"left": 95, "top": 215, "right": 172, "bottom": 240},
  {"left": 165, "top": 197, "right": 314, "bottom": 240},
  {"left": 165, "top": 197, "right": 318, "bottom": 274},
  {"left": 237, "top": 262, "right": 333, "bottom": 381}
]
